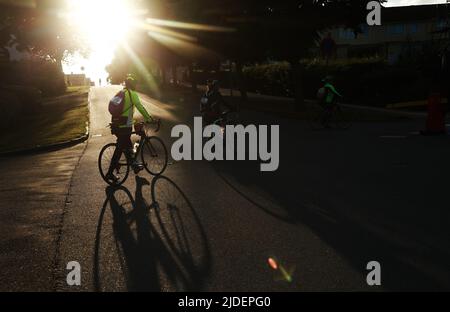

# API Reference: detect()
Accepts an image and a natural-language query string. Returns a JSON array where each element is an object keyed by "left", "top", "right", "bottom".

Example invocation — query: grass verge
[{"left": 0, "top": 88, "right": 89, "bottom": 154}]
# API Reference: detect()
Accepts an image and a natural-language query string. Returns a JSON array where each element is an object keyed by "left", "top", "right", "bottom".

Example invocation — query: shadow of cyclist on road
[{"left": 94, "top": 175, "right": 211, "bottom": 291}]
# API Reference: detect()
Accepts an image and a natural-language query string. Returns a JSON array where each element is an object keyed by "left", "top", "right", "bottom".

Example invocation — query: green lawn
[{"left": 0, "top": 89, "right": 89, "bottom": 153}]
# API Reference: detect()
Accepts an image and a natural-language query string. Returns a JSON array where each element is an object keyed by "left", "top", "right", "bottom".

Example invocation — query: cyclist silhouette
[{"left": 106, "top": 75, "right": 153, "bottom": 183}]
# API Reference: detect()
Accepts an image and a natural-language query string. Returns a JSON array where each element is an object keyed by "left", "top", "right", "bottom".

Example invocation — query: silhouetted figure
[{"left": 320, "top": 32, "right": 337, "bottom": 64}]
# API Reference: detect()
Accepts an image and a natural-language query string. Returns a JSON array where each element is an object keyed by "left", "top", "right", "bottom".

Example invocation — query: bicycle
[
  {"left": 213, "top": 110, "right": 239, "bottom": 127},
  {"left": 98, "top": 119, "right": 168, "bottom": 186},
  {"left": 308, "top": 101, "right": 351, "bottom": 130}
]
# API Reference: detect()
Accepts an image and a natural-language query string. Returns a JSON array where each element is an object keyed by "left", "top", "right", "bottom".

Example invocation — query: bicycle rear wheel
[
  {"left": 307, "top": 103, "right": 327, "bottom": 130},
  {"left": 98, "top": 143, "right": 130, "bottom": 186},
  {"left": 141, "top": 136, "right": 168, "bottom": 176},
  {"left": 331, "top": 106, "right": 352, "bottom": 130}
]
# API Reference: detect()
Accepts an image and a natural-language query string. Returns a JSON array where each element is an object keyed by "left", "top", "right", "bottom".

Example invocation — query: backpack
[
  {"left": 317, "top": 87, "right": 326, "bottom": 103},
  {"left": 109, "top": 89, "right": 135, "bottom": 125},
  {"left": 109, "top": 90, "right": 127, "bottom": 118}
]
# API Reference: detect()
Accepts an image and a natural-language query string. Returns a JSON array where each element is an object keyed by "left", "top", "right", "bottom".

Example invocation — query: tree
[
  {"left": 151, "top": 0, "right": 385, "bottom": 107},
  {"left": 1, "top": 0, "right": 86, "bottom": 72},
  {"left": 105, "top": 0, "right": 385, "bottom": 106}
]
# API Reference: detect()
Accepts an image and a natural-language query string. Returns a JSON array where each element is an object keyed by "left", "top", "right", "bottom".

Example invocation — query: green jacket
[
  {"left": 324, "top": 83, "right": 342, "bottom": 104},
  {"left": 120, "top": 88, "right": 152, "bottom": 128}
]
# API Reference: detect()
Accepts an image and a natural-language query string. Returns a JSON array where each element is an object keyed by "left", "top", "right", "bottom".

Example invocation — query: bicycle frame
[{"left": 115, "top": 120, "right": 160, "bottom": 166}]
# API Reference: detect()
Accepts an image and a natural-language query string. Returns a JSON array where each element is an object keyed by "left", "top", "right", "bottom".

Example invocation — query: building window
[
  {"left": 360, "top": 24, "right": 369, "bottom": 36},
  {"left": 387, "top": 24, "right": 405, "bottom": 35},
  {"left": 339, "top": 28, "right": 354, "bottom": 40},
  {"left": 409, "top": 23, "right": 418, "bottom": 34},
  {"left": 436, "top": 19, "right": 448, "bottom": 31}
]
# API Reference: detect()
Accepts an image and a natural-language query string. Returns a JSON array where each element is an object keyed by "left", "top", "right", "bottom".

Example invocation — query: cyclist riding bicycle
[
  {"left": 106, "top": 75, "right": 154, "bottom": 183},
  {"left": 319, "top": 75, "right": 342, "bottom": 106},
  {"left": 200, "top": 80, "right": 234, "bottom": 124},
  {"left": 316, "top": 76, "right": 343, "bottom": 128}
]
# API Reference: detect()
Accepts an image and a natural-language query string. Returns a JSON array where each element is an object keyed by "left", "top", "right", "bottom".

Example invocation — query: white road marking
[{"left": 379, "top": 135, "right": 407, "bottom": 139}]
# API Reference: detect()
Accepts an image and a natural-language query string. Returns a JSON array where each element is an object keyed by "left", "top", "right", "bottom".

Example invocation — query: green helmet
[
  {"left": 125, "top": 75, "right": 137, "bottom": 89},
  {"left": 322, "top": 75, "right": 334, "bottom": 83}
]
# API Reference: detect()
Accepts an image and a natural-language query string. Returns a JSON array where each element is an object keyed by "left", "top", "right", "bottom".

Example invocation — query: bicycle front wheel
[
  {"left": 141, "top": 136, "right": 168, "bottom": 176},
  {"left": 98, "top": 143, "right": 130, "bottom": 186}
]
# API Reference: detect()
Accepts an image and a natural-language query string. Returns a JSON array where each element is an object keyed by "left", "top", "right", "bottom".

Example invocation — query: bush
[
  {"left": 0, "top": 89, "right": 22, "bottom": 130},
  {"left": 243, "top": 62, "right": 292, "bottom": 97},
  {"left": 241, "top": 58, "right": 431, "bottom": 106},
  {"left": 0, "top": 85, "right": 43, "bottom": 128},
  {"left": 2, "top": 59, "right": 66, "bottom": 97}
]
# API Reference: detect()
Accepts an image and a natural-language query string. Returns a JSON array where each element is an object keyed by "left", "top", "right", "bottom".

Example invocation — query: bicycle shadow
[{"left": 93, "top": 175, "right": 211, "bottom": 291}]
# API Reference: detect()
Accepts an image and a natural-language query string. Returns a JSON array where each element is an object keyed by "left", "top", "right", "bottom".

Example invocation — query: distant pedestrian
[{"left": 320, "top": 32, "right": 337, "bottom": 64}]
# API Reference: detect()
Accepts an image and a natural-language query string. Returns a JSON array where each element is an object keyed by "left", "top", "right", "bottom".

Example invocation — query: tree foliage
[
  {"left": 109, "top": 1, "right": 384, "bottom": 102},
  {"left": 1, "top": 0, "right": 86, "bottom": 69}
]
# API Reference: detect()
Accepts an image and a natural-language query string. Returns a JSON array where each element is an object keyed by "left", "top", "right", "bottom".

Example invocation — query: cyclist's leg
[
  {"left": 120, "top": 128, "right": 133, "bottom": 163},
  {"left": 322, "top": 103, "right": 332, "bottom": 126},
  {"left": 107, "top": 128, "right": 132, "bottom": 175}
]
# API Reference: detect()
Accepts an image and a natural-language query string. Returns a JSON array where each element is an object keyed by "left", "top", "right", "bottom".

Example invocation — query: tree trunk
[
  {"left": 289, "top": 59, "right": 304, "bottom": 111},
  {"left": 171, "top": 66, "right": 176, "bottom": 85},
  {"left": 236, "top": 60, "right": 248, "bottom": 101},
  {"left": 55, "top": 50, "right": 67, "bottom": 93},
  {"left": 189, "top": 63, "right": 197, "bottom": 92},
  {"left": 160, "top": 66, "right": 166, "bottom": 87},
  {"left": 55, "top": 50, "right": 64, "bottom": 74}
]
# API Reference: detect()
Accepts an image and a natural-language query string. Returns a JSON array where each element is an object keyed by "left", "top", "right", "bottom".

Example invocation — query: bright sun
[{"left": 64, "top": 0, "right": 135, "bottom": 84}]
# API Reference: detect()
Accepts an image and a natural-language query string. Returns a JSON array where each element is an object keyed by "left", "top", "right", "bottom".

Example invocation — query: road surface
[{"left": 1, "top": 85, "right": 450, "bottom": 291}]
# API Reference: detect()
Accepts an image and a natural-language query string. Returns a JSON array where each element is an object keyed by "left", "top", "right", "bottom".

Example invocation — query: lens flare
[
  {"left": 268, "top": 257, "right": 295, "bottom": 283},
  {"left": 268, "top": 258, "right": 278, "bottom": 270},
  {"left": 146, "top": 18, "right": 235, "bottom": 33}
]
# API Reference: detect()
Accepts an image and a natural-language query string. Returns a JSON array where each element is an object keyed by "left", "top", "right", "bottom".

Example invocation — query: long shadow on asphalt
[
  {"left": 94, "top": 175, "right": 211, "bottom": 291},
  {"left": 212, "top": 158, "right": 449, "bottom": 291}
]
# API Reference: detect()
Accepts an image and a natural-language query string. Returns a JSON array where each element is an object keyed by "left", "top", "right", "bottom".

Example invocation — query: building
[{"left": 319, "top": 4, "right": 450, "bottom": 64}]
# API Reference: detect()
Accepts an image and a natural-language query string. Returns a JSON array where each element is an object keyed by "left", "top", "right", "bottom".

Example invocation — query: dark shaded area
[
  {"left": 209, "top": 114, "right": 450, "bottom": 291},
  {"left": 212, "top": 158, "right": 449, "bottom": 291}
]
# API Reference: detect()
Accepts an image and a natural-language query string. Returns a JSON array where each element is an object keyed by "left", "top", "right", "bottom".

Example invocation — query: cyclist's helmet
[
  {"left": 322, "top": 75, "right": 334, "bottom": 83},
  {"left": 125, "top": 75, "right": 137, "bottom": 90},
  {"left": 208, "top": 79, "right": 220, "bottom": 91}
]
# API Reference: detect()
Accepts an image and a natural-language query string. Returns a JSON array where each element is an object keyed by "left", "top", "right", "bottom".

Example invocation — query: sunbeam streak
[
  {"left": 147, "top": 32, "right": 221, "bottom": 59},
  {"left": 146, "top": 18, "right": 235, "bottom": 33},
  {"left": 139, "top": 23, "right": 199, "bottom": 43},
  {"left": 122, "top": 42, "right": 161, "bottom": 98}
]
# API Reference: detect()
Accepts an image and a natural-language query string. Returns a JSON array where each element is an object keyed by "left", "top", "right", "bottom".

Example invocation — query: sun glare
[
  {"left": 62, "top": 0, "right": 233, "bottom": 86},
  {"left": 65, "top": 0, "right": 135, "bottom": 84}
]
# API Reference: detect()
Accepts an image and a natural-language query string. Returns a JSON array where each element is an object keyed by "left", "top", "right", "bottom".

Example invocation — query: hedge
[
  {"left": 242, "top": 59, "right": 433, "bottom": 106},
  {"left": 1, "top": 59, "right": 66, "bottom": 96}
]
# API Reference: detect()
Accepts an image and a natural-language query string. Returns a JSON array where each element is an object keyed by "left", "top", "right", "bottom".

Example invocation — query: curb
[
  {"left": 0, "top": 90, "right": 91, "bottom": 157},
  {"left": 340, "top": 102, "right": 427, "bottom": 119},
  {"left": 233, "top": 92, "right": 430, "bottom": 119}
]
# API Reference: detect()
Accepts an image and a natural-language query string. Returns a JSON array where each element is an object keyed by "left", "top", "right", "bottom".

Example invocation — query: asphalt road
[{"left": 1, "top": 85, "right": 450, "bottom": 291}]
